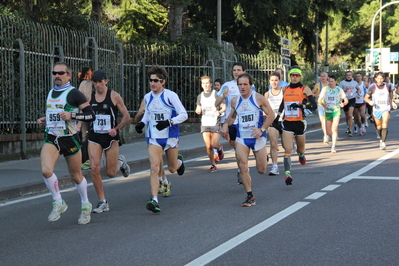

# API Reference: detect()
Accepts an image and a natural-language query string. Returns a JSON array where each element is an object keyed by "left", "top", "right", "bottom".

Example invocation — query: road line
[
  {"left": 321, "top": 184, "right": 341, "bottom": 191},
  {"left": 185, "top": 202, "right": 309, "bottom": 266},
  {"left": 304, "top": 192, "right": 326, "bottom": 200},
  {"left": 336, "top": 148, "right": 399, "bottom": 183},
  {"left": 352, "top": 176, "right": 399, "bottom": 181}
]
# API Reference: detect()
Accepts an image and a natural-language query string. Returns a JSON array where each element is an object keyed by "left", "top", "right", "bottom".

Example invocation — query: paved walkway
[{"left": 0, "top": 115, "right": 325, "bottom": 201}]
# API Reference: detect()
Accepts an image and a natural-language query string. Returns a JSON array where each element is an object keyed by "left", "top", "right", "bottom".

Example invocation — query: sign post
[{"left": 280, "top": 37, "right": 291, "bottom": 67}]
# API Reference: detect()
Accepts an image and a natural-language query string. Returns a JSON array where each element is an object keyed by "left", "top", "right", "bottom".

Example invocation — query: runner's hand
[
  {"left": 156, "top": 120, "right": 171, "bottom": 130},
  {"left": 135, "top": 122, "right": 145, "bottom": 133}
]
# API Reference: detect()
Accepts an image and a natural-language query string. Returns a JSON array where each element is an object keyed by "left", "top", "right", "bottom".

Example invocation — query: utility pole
[
  {"left": 379, "top": 0, "right": 383, "bottom": 71},
  {"left": 324, "top": 22, "right": 329, "bottom": 72}
]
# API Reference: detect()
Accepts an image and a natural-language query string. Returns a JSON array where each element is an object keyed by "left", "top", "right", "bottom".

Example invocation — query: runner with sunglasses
[
  {"left": 135, "top": 65, "right": 188, "bottom": 213},
  {"left": 274, "top": 68, "right": 317, "bottom": 185},
  {"left": 37, "top": 61, "right": 95, "bottom": 224}
]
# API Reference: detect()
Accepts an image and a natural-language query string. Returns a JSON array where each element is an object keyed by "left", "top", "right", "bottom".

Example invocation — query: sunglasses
[
  {"left": 290, "top": 74, "right": 301, "bottom": 78},
  {"left": 149, "top": 78, "right": 164, "bottom": 83},
  {"left": 52, "top": 71, "right": 69, "bottom": 76}
]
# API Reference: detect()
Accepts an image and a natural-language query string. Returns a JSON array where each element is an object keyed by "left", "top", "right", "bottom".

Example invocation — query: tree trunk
[
  {"left": 92, "top": 0, "right": 102, "bottom": 22},
  {"left": 168, "top": 4, "right": 184, "bottom": 42}
]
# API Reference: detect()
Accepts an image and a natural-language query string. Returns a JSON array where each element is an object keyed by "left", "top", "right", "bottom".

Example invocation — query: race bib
[
  {"left": 239, "top": 111, "right": 256, "bottom": 129},
  {"left": 284, "top": 101, "right": 300, "bottom": 118},
  {"left": 94, "top": 114, "right": 111, "bottom": 133},
  {"left": 46, "top": 109, "right": 66, "bottom": 130}
]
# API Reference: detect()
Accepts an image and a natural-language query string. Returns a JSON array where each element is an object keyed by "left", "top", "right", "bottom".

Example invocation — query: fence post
[
  {"left": 17, "top": 39, "right": 27, "bottom": 159},
  {"left": 85, "top": 37, "right": 99, "bottom": 71}
]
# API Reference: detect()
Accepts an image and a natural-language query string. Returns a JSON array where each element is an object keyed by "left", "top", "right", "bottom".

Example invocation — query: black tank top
[{"left": 89, "top": 89, "right": 118, "bottom": 134}]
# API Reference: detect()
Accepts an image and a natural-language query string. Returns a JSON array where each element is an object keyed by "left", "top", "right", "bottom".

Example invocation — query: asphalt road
[{"left": 2, "top": 111, "right": 399, "bottom": 266}]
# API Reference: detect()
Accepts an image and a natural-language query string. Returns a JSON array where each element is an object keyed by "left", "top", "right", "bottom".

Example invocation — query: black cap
[{"left": 92, "top": 70, "right": 107, "bottom": 81}]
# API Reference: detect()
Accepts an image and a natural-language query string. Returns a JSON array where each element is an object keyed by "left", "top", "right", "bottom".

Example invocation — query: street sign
[
  {"left": 390, "top": 52, "right": 398, "bottom": 62},
  {"left": 281, "top": 57, "right": 291, "bottom": 66},
  {"left": 281, "top": 47, "right": 290, "bottom": 57},
  {"left": 281, "top": 37, "right": 290, "bottom": 47}
]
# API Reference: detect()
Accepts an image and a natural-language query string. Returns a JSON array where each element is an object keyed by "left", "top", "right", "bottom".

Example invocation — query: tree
[{"left": 158, "top": 0, "right": 192, "bottom": 42}]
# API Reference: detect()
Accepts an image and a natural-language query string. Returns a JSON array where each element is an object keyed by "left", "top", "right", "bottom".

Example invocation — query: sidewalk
[{"left": 0, "top": 115, "right": 324, "bottom": 201}]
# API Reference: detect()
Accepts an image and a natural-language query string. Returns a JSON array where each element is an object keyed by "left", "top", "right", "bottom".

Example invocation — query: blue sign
[{"left": 390, "top": 52, "right": 398, "bottom": 62}]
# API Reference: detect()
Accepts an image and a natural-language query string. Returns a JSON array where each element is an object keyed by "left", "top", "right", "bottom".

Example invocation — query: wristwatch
[
  {"left": 170, "top": 120, "right": 174, "bottom": 125},
  {"left": 260, "top": 127, "right": 266, "bottom": 132}
]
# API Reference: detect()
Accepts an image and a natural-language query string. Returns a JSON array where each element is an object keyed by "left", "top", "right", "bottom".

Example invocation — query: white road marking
[
  {"left": 304, "top": 192, "right": 326, "bottom": 200},
  {"left": 321, "top": 184, "right": 341, "bottom": 191},
  {"left": 185, "top": 202, "right": 310, "bottom": 266}
]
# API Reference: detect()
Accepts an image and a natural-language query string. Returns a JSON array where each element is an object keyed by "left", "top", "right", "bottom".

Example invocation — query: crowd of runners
[{"left": 37, "top": 61, "right": 399, "bottom": 224}]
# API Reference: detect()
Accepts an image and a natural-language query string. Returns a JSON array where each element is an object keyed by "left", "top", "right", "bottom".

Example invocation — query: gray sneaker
[
  {"left": 92, "top": 201, "right": 109, "bottom": 213},
  {"left": 48, "top": 200, "right": 68, "bottom": 222},
  {"left": 78, "top": 202, "right": 92, "bottom": 225},
  {"left": 118, "top": 155, "right": 130, "bottom": 177}
]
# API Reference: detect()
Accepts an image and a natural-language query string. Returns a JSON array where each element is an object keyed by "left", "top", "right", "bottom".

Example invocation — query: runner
[
  {"left": 215, "top": 62, "right": 246, "bottom": 184},
  {"left": 318, "top": 75, "right": 348, "bottom": 153},
  {"left": 87, "top": 70, "right": 131, "bottom": 214},
  {"left": 274, "top": 68, "right": 317, "bottom": 185},
  {"left": 195, "top": 76, "right": 225, "bottom": 172},
  {"left": 264, "top": 72, "right": 284, "bottom": 175},
  {"left": 353, "top": 73, "right": 367, "bottom": 136},
  {"left": 339, "top": 71, "right": 357, "bottom": 137},
  {"left": 312, "top": 71, "right": 329, "bottom": 143},
  {"left": 135, "top": 65, "right": 188, "bottom": 213},
  {"left": 364, "top": 72, "right": 397, "bottom": 150},
  {"left": 220, "top": 73, "right": 274, "bottom": 207},
  {"left": 37, "top": 61, "right": 95, "bottom": 224}
]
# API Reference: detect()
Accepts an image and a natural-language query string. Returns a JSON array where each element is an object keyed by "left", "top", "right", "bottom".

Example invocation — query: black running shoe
[
  {"left": 177, "top": 154, "right": 185, "bottom": 175},
  {"left": 146, "top": 200, "right": 161, "bottom": 213}
]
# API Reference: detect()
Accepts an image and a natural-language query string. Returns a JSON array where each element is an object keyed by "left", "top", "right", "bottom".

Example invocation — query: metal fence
[{"left": 0, "top": 16, "right": 280, "bottom": 137}]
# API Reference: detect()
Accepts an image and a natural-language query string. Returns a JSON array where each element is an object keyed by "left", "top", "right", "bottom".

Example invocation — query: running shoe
[
  {"left": 365, "top": 121, "right": 369, "bottom": 127},
  {"left": 237, "top": 171, "right": 242, "bottom": 185},
  {"left": 376, "top": 131, "right": 380, "bottom": 139},
  {"left": 268, "top": 164, "right": 279, "bottom": 175},
  {"left": 242, "top": 195, "right": 256, "bottom": 207},
  {"left": 345, "top": 128, "right": 349, "bottom": 133},
  {"left": 158, "top": 180, "right": 164, "bottom": 194},
  {"left": 323, "top": 136, "right": 329, "bottom": 144},
  {"left": 347, "top": 130, "right": 353, "bottom": 137},
  {"left": 380, "top": 142, "right": 386, "bottom": 150},
  {"left": 298, "top": 154, "right": 306, "bottom": 165},
  {"left": 217, "top": 145, "right": 224, "bottom": 161},
  {"left": 359, "top": 132, "right": 363, "bottom": 136},
  {"left": 285, "top": 174, "right": 293, "bottom": 185},
  {"left": 354, "top": 126, "right": 357, "bottom": 134},
  {"left": 81, "top": 160, "right": 91, "bottom": 170},
  {"left": 162, "top": 182, "right": 171, "bottom": 197},
  {"left": 362, "top": 126, "right": 366, "bottom": 134},
  {"left": 48, "top": 200, "right": 68, "bottom": 222},
  {"left": 78, "top": 202, "right": 92, "bottom": 225},
  {"left": 146, "top": 200, "right": 161, "bottom": 213},
  {"left": 177, "top": 154, "right": 185, "bottom": 175},
  {"left": 331, "top": 146, "right": 337, "bottom": 153},
  {"left": 208, "top": 165, "right": 217, "bottom": 173},
  {"left": 118, "top": 155, "right": 130, "bottom": 177},
  {"left": 92, "top": 201, "right": 109, "bottom": 213}
]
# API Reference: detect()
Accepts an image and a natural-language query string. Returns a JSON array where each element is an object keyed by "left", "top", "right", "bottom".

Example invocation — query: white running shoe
[
  {"left": 331, "top": 147, "right": 337, "bottom": 153},
  {"left": 118, "top": 155, "right": 130, "bottom": 177},
  {"left": 380, "top": 142, "right": 386, "bottom": 150},
  {"left": 354, "top": 126, "right": 358, "bottom": 134},
  {"left": 269, "top": 164, "right": 279, "bottom": 175},
  {"left": 323, "top": 136, "right": 329, "bottom": 144},
  {"left": 48, "top": 200, "right": 68, "bottom": 222},
  {"left": 78, "top": 203, "right": 92, "bottom": 225},
  {"left": 93, "top": 201, "right": 109, "bottom": 213}
]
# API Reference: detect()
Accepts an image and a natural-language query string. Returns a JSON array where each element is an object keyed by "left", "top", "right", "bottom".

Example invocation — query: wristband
[
  {"left": 71, "top": 112, "right": 76, "bottom": 119},
  {"left": 114, "top": 127, "right": 119, "bottom": 130}
]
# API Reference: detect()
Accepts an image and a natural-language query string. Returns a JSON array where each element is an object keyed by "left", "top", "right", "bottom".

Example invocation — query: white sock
[
  {"left": 158, "top": 176, "right": 163, "bottom": 181},
  {"left": 75, "top": 177, "right": 89, "bottom": 206},
  {"left": 151, "top": 196, "right": 158, "bottom": 203},
  {"left": 178, "top": 159, "right": 182, "bottom": 168},
  {"left": 163, "top": 179, "right": 168, "bottom": 185},
  {"left": 43, "top": 174, "right": 62, "bottom": 205}
]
